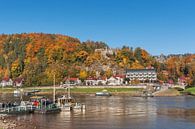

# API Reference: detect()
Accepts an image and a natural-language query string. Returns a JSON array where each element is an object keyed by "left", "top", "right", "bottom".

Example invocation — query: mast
[
  {"left": 68, "top": 76, "right": 70, "bottom": 98},
  {"left": 68, "top": 82, "right": 70, "bottom": 98},
  {"left": 53, "top": 74, "right": 56, "bottom": 103}
]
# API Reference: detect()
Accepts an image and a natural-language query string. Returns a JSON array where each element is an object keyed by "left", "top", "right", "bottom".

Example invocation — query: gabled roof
[
  {"left": 64, "top": 77, "right": 79, "bottom": 81},
  {"left": 69, "top": 78, "right": 79, "bottom": 81},
  {"left": 113, "top": 75, "right": 125, "bottom": 78},
  {"left": 97, "top": 77, "right": 107, "bottom": 80},
  {"left": 86, "top": 77, "right": 97, "bottom": 80},
  {"left": 2, "top": 77, "right": 11, "bottom": 82},
  {"left": 14, "top": 78, "right": 24, "bottom": 83}
]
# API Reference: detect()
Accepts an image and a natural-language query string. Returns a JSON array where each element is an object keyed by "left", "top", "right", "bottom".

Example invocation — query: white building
[
  {"left": 107, "top": 75, "right": 124, "bottom": 86},
  {"left": 0, "top": 78, "right": 13, "bottom": 87},
  {"left": 126, "top": 69, "right": 157, "bottom": 83},
  {"left": 85, "top": 77, "right": 97, "bottom": 86},
  {"left": 64, "top": 78, "right": 81, "bottom": 86},
  {"left": 13, "top": 78, "right": 24, "bottom": 87}
]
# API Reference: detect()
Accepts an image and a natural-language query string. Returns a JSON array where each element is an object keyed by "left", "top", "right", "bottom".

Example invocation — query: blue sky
[{"left": 0, "top": 0, "right": 195, "bottom": 55}]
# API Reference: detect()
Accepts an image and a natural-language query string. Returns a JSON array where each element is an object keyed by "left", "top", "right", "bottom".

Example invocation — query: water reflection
[{"left": 1, "top": 94, "right": 195, "bottom": 129}]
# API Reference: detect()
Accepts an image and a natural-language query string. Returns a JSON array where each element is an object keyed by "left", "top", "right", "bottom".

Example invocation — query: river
[{"left": 1, "top": 94, "right": 195, "bottom": 129}]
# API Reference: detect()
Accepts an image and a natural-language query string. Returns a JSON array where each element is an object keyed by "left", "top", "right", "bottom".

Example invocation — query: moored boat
[
  {"left": 57, "top": 95, "right": 85, "bottom": 111},
  {"left": 142, "top": 91, "right": 154, "bottom": 97},
  {"left": 24, "top": 89, "right": 41, "bottom": 96},
  {"left": 95, "top": 90, "right": 112, "bottom": 96},
  {"left": 13, "top": 89, "right": 21, "bottom": 97},
  {"left": 30, "top": 96, "right": 61, "bottom": 114}
]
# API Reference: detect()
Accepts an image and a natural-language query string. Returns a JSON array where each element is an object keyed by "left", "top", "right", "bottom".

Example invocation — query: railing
[{"left": 0, "top": 105, "right": 34, "bottom": 113}]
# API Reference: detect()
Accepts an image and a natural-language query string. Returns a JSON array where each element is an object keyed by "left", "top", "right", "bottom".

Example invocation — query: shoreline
[
  {"left": 1, "top": 86, "right": 194, "bottom": 97},
  {"left": 0, "top": 86, "right": 144, "bottom": 95},
  {"left": 0, "top": 114, "right": 36, "bottom": 129}
]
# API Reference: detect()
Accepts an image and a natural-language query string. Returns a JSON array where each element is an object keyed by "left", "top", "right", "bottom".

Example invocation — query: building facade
[
  {"left": 126, "top": 69, "right": 157, "bottom": 83},
  {"left": 0, "top": 78, "right": 13, "bottom": 87}
]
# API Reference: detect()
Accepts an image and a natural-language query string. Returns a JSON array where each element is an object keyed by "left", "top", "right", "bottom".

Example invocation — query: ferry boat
[
  {"left": 30, "top": 96, "right": 61, "bottom": 114},
  {"left": 24, "top": 89, "right": 41, "bottom": 96},
  {"left": 95, "top": 90, "right": 112, "bottom": 96},
  {"left": 57, "top": 95, "right": 85, "bottom": 111},
  {"left": 13, "top": 89, "right": 21, "bottom": 97},
  {"left": 142, "top": 91, "right": 154, "bottom": 97},
  {"left": 57, "top": 81, "right": 85, "bottom": 111}
]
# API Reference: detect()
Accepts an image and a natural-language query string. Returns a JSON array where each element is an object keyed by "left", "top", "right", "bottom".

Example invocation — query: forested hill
[{"left": 0, "top": 33, "right": 194, "bottom": 86}]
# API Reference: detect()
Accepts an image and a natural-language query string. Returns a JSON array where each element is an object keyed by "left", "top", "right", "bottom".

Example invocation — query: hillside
[{"left": 0, "top": 33, "right": 194, "bottom": 86}]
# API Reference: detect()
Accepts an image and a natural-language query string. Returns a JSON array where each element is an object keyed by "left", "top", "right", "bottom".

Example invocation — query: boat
[
  {"left": 57, "top": 95, "right": 85, "bottom": 111},
  {"left": 95, "top": 90, "right": 112, "bottom": 96},
  {"left": 30, "top": 96, "right": 61, "bottom": 114},
  {"left": 24, "top": 89, "right": 41, "bottom": 96},
  {"left": 13, "top": 89, "right": 21, "bottom": 97},
  {"left": 142, "top": 91, "right": 154, "bottom": 97},
  {"left": 29, "top": 75, "right": 61, "bottom": 114},
  {"left": 57, "top": 81, "right": 85, "bottom": 111},
  {"left": 34, "top": 103, "right": 61, "bottom": 114}
]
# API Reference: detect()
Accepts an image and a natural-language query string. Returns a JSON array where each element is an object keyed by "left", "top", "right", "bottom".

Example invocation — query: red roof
[
  {"left": 179, "top": 76, "right": 186, "bottom": 80},
  {"left": 14, "top": 78, "right": 24, "bottom": 83},
  {"left": 97, "top": 77, "right": 107, "bottom": 80},
  {"left": 113, "top": 75, "right": 125, "bottom": 78},
  {"left": 168, "top": 80, "right": 174, "bottom": 84},
  {"left": 69, "top": 78, "right": 79, "bottom": 81},
  {"left": 86, "top": 77, "right": 97, "bottom": 80},
  {"left": 2, "top": 77, "right": 11, "bottom": 82},
  {"left": 64, "top": 77, "right": 79, "bottom": 81}
]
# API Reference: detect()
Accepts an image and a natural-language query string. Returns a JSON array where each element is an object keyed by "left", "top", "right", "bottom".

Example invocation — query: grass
[
  {"left": 70, "top": 88, "right": 142, "bottom": 93},
  {"left": 184, "top": 86, "right": 195, "bottom": 95},
  {"left": 0, "top": 87, "right": 15, "bottom": 93},
  {"left": 27, "top": 87, "right": 143, "bottom": 94},
  {"left": 0, "top": 87, "right": 143, "bottom": 94}
]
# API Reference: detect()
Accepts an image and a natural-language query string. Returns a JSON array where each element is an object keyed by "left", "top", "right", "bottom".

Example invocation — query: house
[
  {"left": 0, "top": 77, "right": 13, "bottom": 87},
  {"left": 85, "top": 77, "right": 97, "bottom": 86},
  {"left": 13, "top": 78, "right": 24, "bottom": 87},
  {"left": 96, "top": 77, "right": 107, "bottom": 85},
  {"left": 178, "top": 77, "right": 187, "bottom": 86},
  {"left": 64, "top": 77, "right": 81, "bottom": 85},
  {"left": 126, "top": 69, "right": 157, "bottom": 83},
  {"left": 107, "top": 75, "right": 124, "bottom": 86},
  {"left": 167, "top": 79, "right": 174, "bottom": 87}
]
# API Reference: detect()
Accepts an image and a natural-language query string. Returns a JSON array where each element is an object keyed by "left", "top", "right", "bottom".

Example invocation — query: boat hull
[
  {"left": 95, "top": 92, "right": 111, "bottom": 96},
  {"left": 34, "top": 108, "right": 61, "bottom": 114}
]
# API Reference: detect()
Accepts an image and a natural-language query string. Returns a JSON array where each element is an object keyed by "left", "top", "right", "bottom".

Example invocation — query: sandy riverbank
[
  {"left": 153, "top": 89, "right": 181, "bottom": 96},
  {"left": 0, "top": 114, "right": 37, "bottom": 129}
]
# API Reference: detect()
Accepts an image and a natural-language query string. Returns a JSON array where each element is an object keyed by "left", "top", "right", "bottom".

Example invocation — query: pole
[
  {"left": 67, "top": 76, "right": 71, "bottom": 98},
  {"left": 53, "top": 74, "right": 56, "bottom": 104},
  {"left": 68, "top": 81, "right": 70, "bottom": 98}
]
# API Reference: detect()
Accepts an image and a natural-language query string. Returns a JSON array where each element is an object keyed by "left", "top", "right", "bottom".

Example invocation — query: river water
[{"left": 1, "top": 94, "right": 195, "bottom": 129}]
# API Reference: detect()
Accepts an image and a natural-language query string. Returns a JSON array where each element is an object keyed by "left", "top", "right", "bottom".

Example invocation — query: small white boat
[
  {"left": 95, "top": 90, "right": 111, "bottom": 96},
  {"left": 13, "top": 89, "right": 21, "bottom": 97},
  {"left": 57, "top": 95, "right": 85, "bottom": 111},
  {"left": 57, "top": 81, "right": 85, "bottom": 111}
]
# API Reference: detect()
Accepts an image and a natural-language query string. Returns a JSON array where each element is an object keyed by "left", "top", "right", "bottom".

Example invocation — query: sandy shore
[
  {"left": 153, "top": 89, "right": 181, "bottom": 96},
  {"left": 0, "top": 114, "right": 36, "bottom": 129}
]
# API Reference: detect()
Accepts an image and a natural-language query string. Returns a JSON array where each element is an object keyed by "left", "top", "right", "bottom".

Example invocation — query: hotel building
[{"left": 126, "top": 69, "right": 157, "bottom": 83}]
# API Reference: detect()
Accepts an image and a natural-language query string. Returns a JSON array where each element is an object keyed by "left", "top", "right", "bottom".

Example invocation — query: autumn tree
[{"left": 79, "top": 70, "right": 88, "bottom": 81}]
